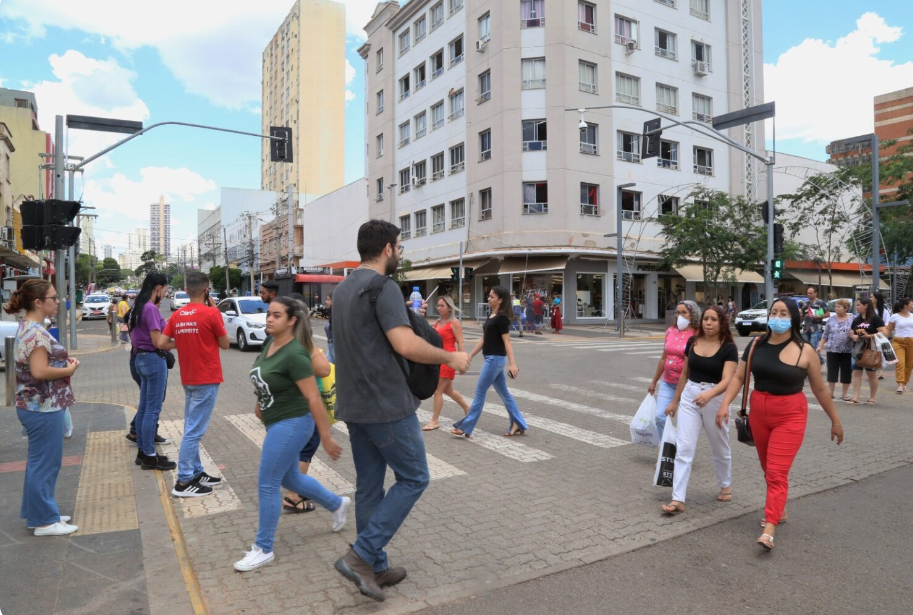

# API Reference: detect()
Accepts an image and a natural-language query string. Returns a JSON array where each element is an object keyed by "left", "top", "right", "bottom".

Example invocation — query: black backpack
[{"left": 362, "top": 275, "right": 442, "bottom": 400}]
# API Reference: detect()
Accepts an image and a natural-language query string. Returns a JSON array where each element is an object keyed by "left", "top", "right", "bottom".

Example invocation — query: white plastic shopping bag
[
  {"left": 874, "top": 333, "right": 898, "bottom": 365},
  {"left": 630, "top": 394, "right": 659, "bottom": 447},
  {"left": 653, "top": 419, "right": 676, "bottom": 487}
]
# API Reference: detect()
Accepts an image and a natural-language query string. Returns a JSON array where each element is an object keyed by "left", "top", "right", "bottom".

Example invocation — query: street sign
[
  {"left": 711, "top": 102, "right": 776, "bottom": 131},
  {"left": 66, "top": 115, "right": 144, "bottom": 135}
]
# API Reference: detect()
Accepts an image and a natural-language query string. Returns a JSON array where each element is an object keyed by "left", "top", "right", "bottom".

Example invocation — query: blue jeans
[
  {"left": 326, "top": 341, "right": 335, "bottom": 364},
  {"left": 655, "top": 380, "right": 677, "bottom": 440},
  {"left": 135, "top": 352, "right": 168, "bottom": 456},
  {"left": 177, "top": 384, "right": 219, "bottom": 484},
  {"left": 346, "top": 413, "right": 430, "bottom": 572},
  {"left": 453, "top": 355, "right": 528, "bottom": 436},
  {"left": 804, "top": 331, "right": 824, "bottom": 365},
  {"left": 17, "top": 409, "right": 65, "bottom": 527},
  {"left": 256, "top": 414, "right": 343, "bottom": 553},
  {"left": 129, "top": 352, "right": 164, "bottom": 436}
]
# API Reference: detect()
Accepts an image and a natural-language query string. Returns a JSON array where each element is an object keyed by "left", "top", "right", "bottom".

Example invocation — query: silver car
[{"left": 218, "top": 297, "right": 270, "bottom": 351}]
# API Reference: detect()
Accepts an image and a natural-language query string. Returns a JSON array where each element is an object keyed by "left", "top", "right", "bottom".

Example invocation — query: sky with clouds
[{"left": 0, "top": 0, "right": 911, "bottom": 259}]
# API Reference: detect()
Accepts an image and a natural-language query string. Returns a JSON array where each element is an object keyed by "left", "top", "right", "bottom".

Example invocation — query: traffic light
[
  {"left": 463, "top": 267, "right": 473, "bottom": 279},
  {"left": 20, "top": 199, "right": 82, "bottom": 250},
  {"left": 773, "top": 223, "right": 784, "bottom": 255},
  {"left": 269, "top": 126, "right": 293, "bottom": 163},
  {"left": 641, "top": 118, "right": 662, "bottom": 160},
  {"left": 451, "top": 266, "right": 460, "bottom": 282},
  {"left": 772, "top": 258, "right": 784, "bottom": 281}
]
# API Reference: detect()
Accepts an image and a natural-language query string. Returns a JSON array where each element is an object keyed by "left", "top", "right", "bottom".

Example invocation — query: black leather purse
[
  {"left": 735, "top": 339, "right": 758, "bottom": 446},
  {"left": 157, "top": 349, "right": 176, "bottom": 370}
]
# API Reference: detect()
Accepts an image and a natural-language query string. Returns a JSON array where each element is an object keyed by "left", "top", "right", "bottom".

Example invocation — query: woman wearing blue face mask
[{"left": 715, "top": 299, "right": 844, "bottom": 552}]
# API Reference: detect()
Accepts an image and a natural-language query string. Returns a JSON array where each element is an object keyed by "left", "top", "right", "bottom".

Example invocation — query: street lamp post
[{"left": 604, "top": 182, "right": 636, "bottom": 339}]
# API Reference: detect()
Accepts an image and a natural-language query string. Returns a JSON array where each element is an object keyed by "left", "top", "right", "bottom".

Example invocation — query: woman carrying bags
[
  {"left": 649, "top": 301, "right": 701, "bottom": 439},
  {"left": 715, "top": 299, "right": 843, "bottom": 551},
  {"left": 846, "top": 296, "right": 887, "bottom": 405},
  {"left": 887, "top": 297, "right": 913, "bottom": 393},
  {"left": 661, "top": 306, "right": 737, "bottom": 515},
  {"left": 452, "top": 286, "right": 528, "bottom": 438},
  {"left": 7, "top": 280, "right": 80, "bottom": 536},
  {"left": 818, "top": 299, "right": 855, "bottom": 401},
  {"left": 423, "top": 296, "right": 471, "bottom": 431}
]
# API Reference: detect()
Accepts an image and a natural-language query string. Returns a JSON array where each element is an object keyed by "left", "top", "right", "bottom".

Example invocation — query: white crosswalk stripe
[
  {"left": 224, "top": 414, "right": 355, "bottom": 494},
  {"left": 157, "top": 420, "right": 243, "bottom": 518},
  {"left": 332, "top": 422, "right": 467, "bottom": 480},
  {"left": 511, "top": 387, "right": 636, "bottom": 424},
  {"left": 592, "top": 381, "right": 648, "bottom": 393},
  {"left": 415, "top": 409, "right": 554, "bottom": 462},
  {"left": 443, "top": 399, "right": 630, "bottom": 449}
]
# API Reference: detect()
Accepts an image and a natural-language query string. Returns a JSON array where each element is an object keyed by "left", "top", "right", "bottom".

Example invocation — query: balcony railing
[
  {"left": 431, "top": 169, "right": 444, "bottom": 181},
  {"left": 520, "top": 18, "right": 544, "bottom": 28},
  {"left": 451, "top": 216, "right": 465, "bottom": 228},
  {"left": 398, "top": 137, "right": 410, "bottom": 148},
  {"left": 657, "top": 157, "right": 679, "bottom": 170},
  {"left": 693, "top": 111, "right": 712, "bottom": 123},
  {"left": 693, "top": 164, "right": 713, "bottom": 176},
  {"left": 521, "top": 78, "right": 546, "bottom": 90},
  {"left": 580, "top": 204, "right": 598, "bottom": 216},
  {"left": 523, "top": 202, "right": 548, "bottom": 214},
  {"left": 480, "top": 150, "right": 491, "bottom": 161},
  {"left": 449, "top": 109, "right": 464, "bottom": 121},
  {"left": 690, "top": 6, "right": 709, "bottom": 20},
  {"left": 415, "top": 80, "right": 426, "bottom": 92},
  {"left": 621, "top": 209, "right": 642, "bottom": 221},
  {"left": 432, "top": 67, "right": 444, "bottom": 80},
  {"left": 415, "top": 226, "right": 427, "bottom": 237},
  {"left": 616, "top": 92, "right": 640, "bottom": 105},
  {"left": 432, "top": 221, "right": 445, "bottom": 233},
  {"left": 450, "top": 161, "right": 465, "bottom": 173},
  {"left": 616, "top": 149, "right": 641, "bottom": 163},
  {"left": 400, "top": 90, "right": 410, "bottom": 101},
  {"left": 580, "top": 142, "right": 597, "bottom": 155},
  {"left": 399, "top": 184, "right": 411, "bottom": 194},
  {"left": 450, "top": 54, "right": 464, "bottom": 68},
  {"left": 657, "top": 103, "right": 677, "bottom": 115},
  {"left": 655, "top": 46, "right": 676, "bottom": 60},
  {"left": 432, "top": 117, "right": 444, "bottom": 130},
  {"left": 415, "top": 128, "right": 426, "bottom": 139},
  {"left": 579, "top": 82, "right": 596, "bottom": 94},
  {"left": 477, "top": 91, "right": 491, "bottom": 103},
  {"left": 480, "top": 208, "right": 492, "bottom": 220},
  {"left": 523, "top": 140, "right": 547, "bottom": 152},
  {"left": 578, "top": 21, "right": 596, "bottom": 33}
]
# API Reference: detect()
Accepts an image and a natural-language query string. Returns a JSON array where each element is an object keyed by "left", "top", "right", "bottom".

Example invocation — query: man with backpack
[{"left": 331, "top": 219, "right": 469, "bottom": 602}]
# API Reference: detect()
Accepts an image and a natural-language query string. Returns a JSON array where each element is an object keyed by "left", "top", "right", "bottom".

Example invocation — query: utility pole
[
  {"left": 286, "top": 184, "right": 294, "bottom": 273},
  {"left": 246, "top": 212, "right": 256, "bottom": 295},
  {"left": 222, "top": 227, "right": 230, "bottom": 293},
  {"left": 52, "top": 116, "right": 66, "bottom": 347}
]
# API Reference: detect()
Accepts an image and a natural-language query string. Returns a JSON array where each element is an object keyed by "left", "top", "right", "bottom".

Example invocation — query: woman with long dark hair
[
  {"left": 715, "top": 299, "right": 843, "bottom": 551},
  {"left": 873, "top": 293, "right": 889, "bottom": 380},
  {"left": 661, "top": 306, "right": 738, "bottom": 514},
  {"left": 130, "top": 272, "right": 176, "bottom": 470},
  {"left": 452, "top": 286, "right": 528, "bottom": 438},
  {"left": 847, "top": 296, "right": 887, "bottom": 405},
  {"left": 6, "top": 280, "right": 80, "bottom": 536}
]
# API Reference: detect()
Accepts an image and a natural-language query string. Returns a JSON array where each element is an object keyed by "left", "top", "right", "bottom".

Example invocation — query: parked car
[
  {"left": 735, "top": 300, "right": 769, "bottom": 337},
  {"left": 170, "top": 291, "right": 190, "bottom": 311},
  {"left": 81, "top": 294, "right": 111, "bottom": 320},
  {"left": 218, "top": 297, "right": 270, "bottom": 351}
]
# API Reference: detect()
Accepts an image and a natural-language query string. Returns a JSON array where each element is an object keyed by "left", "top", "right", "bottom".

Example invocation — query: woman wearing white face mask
[{"left": 649, "top": 300, "right": 701, "bottom": 439}]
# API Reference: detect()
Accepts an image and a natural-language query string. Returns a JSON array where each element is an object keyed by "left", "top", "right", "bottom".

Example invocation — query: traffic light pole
[
  {"left": 67, "top": 170, "right": 78, "bottom": 349},
  {"left": 458, "top": 241, "right": 464, "bottom": 323},
  {"left": 765, "top": 161, "right": 775, "bottom": 304},
  {"left": 53, "top": 116, "right": 68, "bottom": 348}
]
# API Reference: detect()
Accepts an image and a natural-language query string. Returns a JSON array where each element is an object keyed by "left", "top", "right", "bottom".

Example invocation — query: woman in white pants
[{"left": 661, "top": 305, "right": 738, "bottom": 514}]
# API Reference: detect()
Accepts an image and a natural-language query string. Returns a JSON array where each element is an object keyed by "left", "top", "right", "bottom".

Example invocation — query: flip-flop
[
  {"left": 717, "top": 491, "right": 733, "bottom": 502},
  {"left": 661, "top": 502, "right": 685, "bottom": 515},
  {"left": 450, "top": 428, "right": 469, "bottom": 438},
  {"left": 866, "top": 399, "right": 876, "bottom": 405},
  {"left": 421, "top": 424, "right": 440, "bottom": 431},
  {"left": 845, "top": 399, "right": 859, "bottom": 404}
]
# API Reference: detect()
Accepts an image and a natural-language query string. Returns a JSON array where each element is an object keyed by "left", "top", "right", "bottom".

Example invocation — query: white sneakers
[
  {"left": 28, "top": 515, "right": 71, "bottom": 530},
  {"left": 234, "top": 544, "right": 275, "bottom": 572},
  {"left": 34, "top": 521, "right": 78, "bottom": 536},
  {"left": 332, "top": 496, "right": 351, "bottom": 533}
]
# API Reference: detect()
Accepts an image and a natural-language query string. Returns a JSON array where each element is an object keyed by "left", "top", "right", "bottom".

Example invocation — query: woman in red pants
[{"left": 715, "top": 298, "right": 843, "bottom": 551}]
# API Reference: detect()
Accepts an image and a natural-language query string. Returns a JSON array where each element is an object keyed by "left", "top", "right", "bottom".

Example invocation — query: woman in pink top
[{"left": 648, "top": 300, "right": 701, "bottom": 438}]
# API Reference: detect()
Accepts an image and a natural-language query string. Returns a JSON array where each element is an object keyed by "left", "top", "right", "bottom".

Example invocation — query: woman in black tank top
[{"left": 715, "top": 299, "right": 844, "bottom": 552}]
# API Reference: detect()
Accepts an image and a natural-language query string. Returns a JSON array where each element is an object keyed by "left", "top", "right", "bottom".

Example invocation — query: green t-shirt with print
[{"left": 249, "top": 338, "right": 315, "bottom": 426}]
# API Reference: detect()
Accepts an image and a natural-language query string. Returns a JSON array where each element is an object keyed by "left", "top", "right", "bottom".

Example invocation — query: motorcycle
[{"left": 309, "top": 304, "right": 330, "bottom": 319}]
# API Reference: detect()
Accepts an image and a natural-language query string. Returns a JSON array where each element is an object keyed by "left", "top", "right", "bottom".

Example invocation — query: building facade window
[
  {"left": 522, "top": 119, "right": 547, "bottom": 151},
  {"left": 449, "top": 89, "right": 464, "bottom": 119},
  {"left": 478, "top": 70, "right": 491, "bottom": 102},
  {"left": 399, "top": 30, "right": 411, "bottom": 55},
  {"left": 576, "top": 274, "right": 605, "bottom": 317},
  {"left": 414, "top": 63, "right": 427, "bottom": 91},
  {"left": 415, "top": 16, "right": 427, "bottom": 42},
  {"left": 431, "top": 152, "right": 445, "bottom": 180},
  {"left": 656, "top": 83, "right": 678, "bottom": 114},
  {"left": 400, "top": 214, "right": 411, "bottom": 238},
  {"left": 614, "top": 15, "right": 638, "bottom": 46},
  {"left": 692, "top": 40, "right": 712, "bottom": 71},
  {"left": 615, "top": 73, "right": 640, "bottom": 105},
  {"left": 399, "top": 167, "right": 411, "bottom": 193},
  {"left": 415, "top": 210, "right": 427, "bottom": 237},
  {"left": 449, "top": 35, "right": 464, "bottom": 67},
  {"left": 431, "top": 101, "right": 445, "bottom": 129},
  {"left": 616, "top": 131, "right": 641, "bottom": 163},
  {"left": 414, "top": 160, "right": 427, "bottom": 185},
  {"left": 656, "top": 0, "right": 676, "bottom": 7},
  {"left": 431, "top": 2, "right": 444, "bottom": 30},
  {"left": 580, "top": 122, "right": 598, "bottom": 154},
  {"left": 655, "top": 29, "right": 676, "bottom": 60},
  {"left": 520, "top": 0, "right": 544, "bottom": 28},
  {"left": 658, "top": 139, "right": 679, "bottom": 169},
  {"left": 431, "top": 204, "right": 445, "bottom": 233},
  {"left": 579, "top": 60, "right": 597, "bottom": 93},
  {"left": 376, "top": 178, "right": 384, "bottom": 201},
  {"left": 431, "top": 50, "right": 445, "bottom": 79},
  {"left": 581, "top": 183, "right": 599, "bottom": 216},
  {"left": 693, "top": 93, "right": 713, "bottom": 122},
  {"left": 621, "top": 189, "right": 642, "bottom": 220},
  {"left": 398, "top": 121, "right": 410, "bottom": 148},
  {"left": 480, "top": 188, "right": 492, "bottom": 220},
  {"left": 376, "top": 134, "right": 384, "bottom": 157},
  {"left": 479, "top": 129, "right": 492, "bottom": 160},
  {"left": 415, "top": 112, "right": 427, "bottom": 139},
  {"left": 694, "top": 146, "right": 714, "bottom": 175},
  {"left": 376, "top": 90, "right": 384, "bottom": 113},
  {"left": 376, "top": 48, "right": 384, "bottom": 71},
  {"left": 450, "top": 0, "right": 463, "bottom": 15},
  {"left": 690, "top": 0, "right": 709, "bottom": 21},
  {"left": 451, "top": 198, "right": 466, "bottom": 228},
  {"left": 523, "top": 182, "right": 548, "bottom": 214},
  {"left": 578, "top": 2, "right": 596, "bottom": 33},
  {"left": 521, "top": 58, "right": 546, "bottom": 89},
  {"left": 479, "top": 12, "right": 491, "bottom": 42},
  {"left": 450, "top": 143, "right": 465, "bottom": 173},
  {"left": 659, "top": 194, "right": 679, "bottom": 215},
  {"left": 399, "top": 74, "right": 411, "bottom": 100}
]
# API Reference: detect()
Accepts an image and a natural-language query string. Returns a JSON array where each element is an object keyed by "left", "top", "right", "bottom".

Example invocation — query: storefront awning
[
  {"left": 480, "top": 256, "right": 569, "bottom": 276},
  {"left": 402, "top": 266, "right": 454, "bottom": 281},
  {"left": 0, "top": 244, "right": 39, "bottom": 270},
  {"left": 788, "top": 269, "right": 888, "bottom": 289},
  {"left": 294, "top": 274, "right": 345, "bottom": 283},
  {"left": 673, "top": 264, "right": 763, "bottom": 284}
]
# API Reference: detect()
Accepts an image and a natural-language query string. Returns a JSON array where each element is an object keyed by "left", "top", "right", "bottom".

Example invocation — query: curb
[{"left": 70, "top": 341, "right": 121, "bottom": 357}]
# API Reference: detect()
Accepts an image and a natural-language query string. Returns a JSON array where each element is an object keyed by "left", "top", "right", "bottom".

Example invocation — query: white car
[
  {"left": 218, "top": 297, "right": 270, "bottom": 351},
  {"left": 735, "top": 300, "right": 769, "bottom": 337},
  {"left": 81, "top": 295, "right": 111, "bottom": 320},
  {"left": 170, "top": 291, "right": 190, "bottom": 311}
]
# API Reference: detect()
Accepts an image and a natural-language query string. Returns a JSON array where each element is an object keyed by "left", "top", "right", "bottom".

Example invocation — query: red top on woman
[{"left": 435, "top": 320, "right": 458, "bottom": 380}]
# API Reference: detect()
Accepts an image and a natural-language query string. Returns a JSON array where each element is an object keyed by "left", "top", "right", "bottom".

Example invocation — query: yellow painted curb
[{"left": 70, "top": 341, "right": 121, "bottom": 357}]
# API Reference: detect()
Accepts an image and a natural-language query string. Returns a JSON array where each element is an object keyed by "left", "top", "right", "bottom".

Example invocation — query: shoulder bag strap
[{"left": 740, "top": 339, "right": 758, "bottom": 417}]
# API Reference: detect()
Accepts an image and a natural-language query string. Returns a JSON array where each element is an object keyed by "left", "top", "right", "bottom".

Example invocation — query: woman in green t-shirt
[{"left": 234, "top": 297, "right": 350, "bottom": 572}]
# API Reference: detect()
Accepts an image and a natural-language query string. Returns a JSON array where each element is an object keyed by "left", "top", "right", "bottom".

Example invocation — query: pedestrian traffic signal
[
  {"left": 451, "top": 266, "right": 460, "bottom": 282},
  {"left": 463, "top": 267, "right": 473, "bottom": 279},
  {"left": 641, "top": 118, "right": 662, "bottom": 160},
  {"left": 269, "top": 126, "right": 293, "bottom": 163},
  {"left": 20, "top": 199, "right": 82, "bottom": 250},
  {"left": 772, "top": 258, "right": 784, "bottom": 280},
  {"left": 773, "top": 223, "right": 784, "bottom": 255}
]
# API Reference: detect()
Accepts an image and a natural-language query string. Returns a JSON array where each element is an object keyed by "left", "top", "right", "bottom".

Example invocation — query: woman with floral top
[
  {"left": 6, "top": 279, "right": 80, "bottom": 536},
  {"left": 818, "top": 298, "right": 854, "bottom": 401},
  {"left": 649, "top": 300, "right": 701, "bottom": 439}
]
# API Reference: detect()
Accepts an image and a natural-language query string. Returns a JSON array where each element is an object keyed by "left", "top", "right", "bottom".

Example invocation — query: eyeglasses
[
  {"left": 44, "top": 295, "right": 60, "bottom": 302},
  {"left": 392, "top": 243, "right": 404, "bottom": 255}
]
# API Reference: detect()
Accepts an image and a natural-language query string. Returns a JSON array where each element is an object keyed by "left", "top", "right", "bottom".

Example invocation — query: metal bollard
[
  {"left": 110, "top": 315, "right": 118, "bottom": 344},
  {"left": 5, "top": 336, "right": 15, "bottom": 406}
]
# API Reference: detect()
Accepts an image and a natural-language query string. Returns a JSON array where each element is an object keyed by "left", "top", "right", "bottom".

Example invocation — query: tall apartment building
[
  {"left": 261, "top": 0, "right": 346, "bottom": 200},
  {"left": 359, "top": 0, "right": 765, "bottom": 322},
  {"left": 104, "top": 245, "right": 113, "bottom": 259},
  {"left": 126, "top": 227, "right": 149, "bottom": 270},
  {"left": 149, "top": 194, "right": 171, "bottom": 257}
]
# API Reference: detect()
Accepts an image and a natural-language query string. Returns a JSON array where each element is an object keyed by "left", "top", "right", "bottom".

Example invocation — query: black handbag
[
  {"left": 157, "top": 349, "right": 176, "bottom": 370},
  {"left": 735, "top": 339, "right": 758, "bottom": 446}
]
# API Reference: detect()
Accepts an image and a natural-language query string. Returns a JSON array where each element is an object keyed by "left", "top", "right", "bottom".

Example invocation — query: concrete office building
[
  {"left": 104, "top": 245, "right": 113, "bottom": 259},
  {"left": 359, "top": 0, "right": 765, "bottom": 322},
  {"left": 261, "top": 0, "right": 346, "bottom": 200},
  {"left": 149, "top": 195, "right": 171, "bottom": 257},
  {"left": 197, "top": 207, "right": 223, "bottom": 273}
]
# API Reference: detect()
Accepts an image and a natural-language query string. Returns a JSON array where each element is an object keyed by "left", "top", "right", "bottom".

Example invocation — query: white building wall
[
  {"left": 219, "top": 188, "right": 277, "bottom": 273},
  {"left": 301, "top": 179, "right": 369, "bottom": 266}
]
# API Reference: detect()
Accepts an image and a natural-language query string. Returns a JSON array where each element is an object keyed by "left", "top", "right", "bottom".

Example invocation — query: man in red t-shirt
[
  {"left": 161, "top": 271, "right": 230, "bottom": 497},
  {"left": 532, "top": 295, "right": 545, "bottom": 334}
]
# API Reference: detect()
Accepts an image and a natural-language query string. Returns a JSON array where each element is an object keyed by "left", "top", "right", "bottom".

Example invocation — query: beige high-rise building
[
  {"left": 261, "top": 0, "right": 346, "bottom": 200},
  {"left": 149, "top": 195, "right": 170, "bottom": 257}
]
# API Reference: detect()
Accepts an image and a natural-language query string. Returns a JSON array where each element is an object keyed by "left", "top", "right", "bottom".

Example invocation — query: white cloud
[
  {"left": 345, "top": 58, "right": 356, "bottom": 85},
  {"left": 83, "top": 167, "right": 216, "bottom": 224},
  {"left": 345, "top": 90, "right": 356, "bottom": 102},
  {"left": 764, "top": 12, "right": 913, "bottom": 144},
  {"left": 2, "top": 0, "right": 378, "bottom": 109}
]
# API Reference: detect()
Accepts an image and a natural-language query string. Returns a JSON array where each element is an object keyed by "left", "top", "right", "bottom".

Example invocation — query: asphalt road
[{"left": 415, "top": 463, "right": 913, "bottom": 615}]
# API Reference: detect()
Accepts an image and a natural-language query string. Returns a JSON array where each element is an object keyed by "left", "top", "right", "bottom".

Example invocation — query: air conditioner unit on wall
[
  {"left": 625, "top": 40, "right": 637, "bottom": 54},
  {"left": 0, "top": 227, "right": 12, "bottom": 241},
  {"left": 475, "top": 40, "right": 487, "bottom": 52},
  {"left": 693, "top": 61, "right": 708, "bottom": 76}
]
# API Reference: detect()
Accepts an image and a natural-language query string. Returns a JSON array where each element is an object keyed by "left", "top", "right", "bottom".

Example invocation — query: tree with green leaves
[
  {"left": 170, "top": 274, "right": 184, "bottom": 290},
  {"left": 208, "top": 266, "right": 243, "bottom": 292},
  {"left": 75, "top": 253, "right": 95, "bottom": 286},
  {"left": 656, "top": 187, "right": 768, "bottom": 303},
  {"left": 97, "top": 257, "right": 123, "bottom": 286},
  {"left": 393, "top": 258, "right": 413, "bottom": 284}
]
